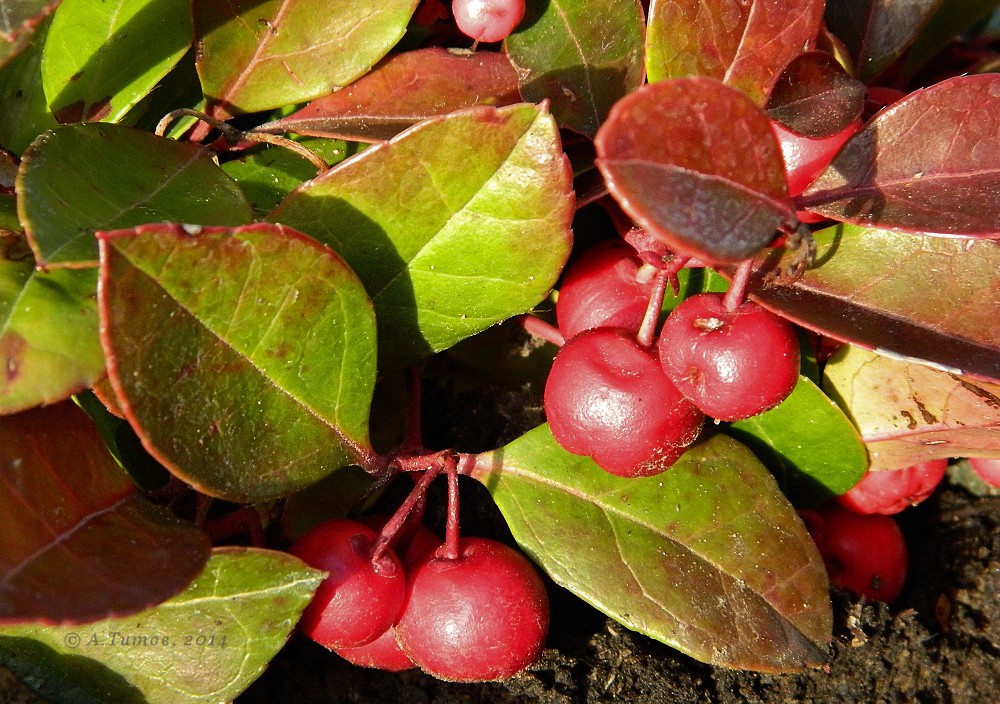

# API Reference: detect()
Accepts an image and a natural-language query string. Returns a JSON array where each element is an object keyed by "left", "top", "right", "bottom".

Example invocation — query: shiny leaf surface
[
  {"left": 596, "top": 77, "right": 794, "bottom": 264},
  {"left": 766, "top": 51, "right": 866, "bottom": 138},
  {"left": 0, "top": 402, "right": 210, "bottom": 624},
  {"left": 472, "top": 426, "right": 831, "bottom": 673},
  {"left": 99, "top": 223, "right": 379, "bottom": 503}
]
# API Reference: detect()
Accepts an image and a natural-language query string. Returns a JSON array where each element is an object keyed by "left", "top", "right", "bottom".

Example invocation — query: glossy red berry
[
  {"left": 657, "top": 293, "right": 799, "bottom": 422},
  {"left": 395, "top": 537, "right": 549, "bottom": 682},
  {"left": 969, "top": 457, "right": 1000, "bottom": 487},
  {"left": 800, "top": 504, "right": 908, "bottom": 603},
  {"left": 289, "top": 519, "right": 407, "bottom": 649},
  {"left": 556, "top": 239, "right": 655, "bottom": 339},
  {"left": 771, "top": 118, "right": 860, "bottom": 196},
  {"left": 335, "top": 626, "right": 416, "bottom": 672},
  {"left": 452, "top": 0, "right": 525, "bottom": 43},
  {"left": 836, "top": 459, "right": 947, "bottom": 515},
  {"left": 544, "top": 327, "right": 703, "bottom": 477}
]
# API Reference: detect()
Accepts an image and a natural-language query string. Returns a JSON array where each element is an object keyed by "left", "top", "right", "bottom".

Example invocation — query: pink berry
[
  {"left": 771, "top": 118, "right": 860, "bottom": 197},
  {"left": 556, "top": 239, "right": 655, "bottom": 339},
  {"left": 395, "top": 538, "right": 549, "bottom": 682},
  {"left": 969, "top": 457, "right": 1000, "bottom": 487},
  {"left": 544, "top": 328, "right": 703, "bottom": 477},
  {"left": 800, "top": 504, "right": 908, "bottom": 603},
  {"left": 836, "top": 459, "right": 947, "bottom": 515},
  {"left": 657, "top": 293, "right": 799, "bottom": 421},
  {"left": 289, "top": 519, "right": 407, "bottom": 649},
  {"left": 452, "top": 0, "right": 525, "bottom": 43}
]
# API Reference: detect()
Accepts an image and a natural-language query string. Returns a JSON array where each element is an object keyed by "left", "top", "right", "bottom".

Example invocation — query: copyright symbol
[{"left": 64, "top": 632, "right": 81, "bottom": 648}]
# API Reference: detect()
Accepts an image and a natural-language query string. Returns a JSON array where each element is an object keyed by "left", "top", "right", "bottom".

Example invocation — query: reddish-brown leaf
[
  {"left": 0, "top": 402, "right": 210, "bottom": 625},
  {"left": 800, "top": 74, "right": 1000, "bottom": 237},
  {"left": 258, "top": 48, "right": 523, "bottom": 143},
  {"left": 766, "top": 51, "right": 866, "bottom": 138},
  {"left": 596, "top": 77, "right": 794, "bottom": 264}
]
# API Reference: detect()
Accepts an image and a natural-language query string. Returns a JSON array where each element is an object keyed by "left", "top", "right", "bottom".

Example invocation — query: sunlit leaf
[
  {"left": 0, "top": 0, "right": 59, "bottom": 69},
  {"left": 746, "top": 224, "right": 1000, "bottom": 382},
  {"left": 800, "top": 74, "right": 1000, "bottom": 236},
  {"left": 0, "top": 232, "right": 104, "bottom": 414},
  {"left": 0, "top": 548, "right": 322, "bottom": 703},
  {"left": 645, "top": 0, "right": 825, "bottom": 104},
  {"left": 98, "top": 222, "right": 380, "bottom": 503},
  {"left": 823, "top": 345, "right": 1000, "bottom": 471},
  {"left": 258, "top": 48, "right": 523, "bottom": 142},
  {"left": 824, "top": 0, "right": 943, "bottom": 83},
  {"left": 193, "top": 0, "right": 419, "bottom": 116},
  {"left": 766, "top": 51, "right": 866, "bottom": 138},
  {"left": 504, "top": 0, "right": 645, "bottom": 137},
  {"left": 0, "top": 14, "right": 58, "bottom": 155},
  {"left": 40, "top": 0, "right": 192, "bottom": 124},
  {"left": 727, "top": 376, "right": 869, "bottom": 506},
  {"left": 17, "top": 122, "right": 252, "bottom": 267},
  {"left": 472, "top": 425, "right": 831, "bottom": 673},
  {"left": 0, "top": 402, "right": 210, "bottom": 624},
  {"left": 270, "top": 103, "right": 574, "bottom": 368},
  {"left": 596, "top": 77, "right": 794, "bottom": 264}
]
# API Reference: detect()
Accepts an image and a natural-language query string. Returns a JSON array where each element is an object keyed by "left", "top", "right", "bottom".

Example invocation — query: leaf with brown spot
[{"left": 822, "top": 345, "right": 1000, "bottom": 470}]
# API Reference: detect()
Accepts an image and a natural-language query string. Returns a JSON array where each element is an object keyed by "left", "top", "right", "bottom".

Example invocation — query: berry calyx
[
  {"left": 452, "top": 0, "right": 526, "bottom": 43},
  {"left": 835, "top": 459, "right": 947, "bottom": 515},
  {"left": 395, "top": 537, "right": 549, "bottom": 682},
  {"left": 657, "top": 293, "right": 800, "bottom": 422},
  {"left": 289, "top": 519, "right": 407, "bottom": 649},
  {"left": 800, "top": 503, "right": 908, "bottom": 603},
  {"left": 544, "top": 327, "right": 703, "bottom": 477},
  {"left": 556, "top": 239, "right": 656, "bottom": 339}
]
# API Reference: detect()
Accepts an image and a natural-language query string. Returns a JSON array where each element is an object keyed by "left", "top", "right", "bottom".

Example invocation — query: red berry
[
  {"left": 657, "top": 293, "right": 799, "bottom": 421},
  {"left": 969, "top": 457, "right": 1000, "bottom": 487},
  {"left": 452, "top": 0, "right": 525, "bottom": 43},
  {"left": 395, "top": 538, "right": 549, "bottom": 682},
  {"left": 556, "top": 239, "right": 655, "bottom": 339},
  {"left": 800, "top": 504, "right": 908, "bottom": 603},
  {"left": 289, "top": 519, "right": 407, "bottom": 649},
  {"left": 335, "top": 626, "right": 416, "bottom": 672},
  {"left": 771, "top": 119, "right": 860, "bottom": 196},
  {"left": 544, "top": 328, "right": 703, "bottom": 477},
  {"left": 836, "top": 459, "right": 947, "bottom": 515}
]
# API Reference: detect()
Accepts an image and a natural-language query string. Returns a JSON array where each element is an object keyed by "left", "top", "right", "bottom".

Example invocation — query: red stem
[
  {"left": 442, "top": 456, "right": 461, "bottom": 561},
  {"left": 519, "top": 313, "right": 565, "bottom": 347},
  {"left": 723, "top": 259, "right": 754, "bottom": 312},
  {"left": 636, "top": 270, "right": 669, "bottom": 348},
  {"left": 371, "top": 463, "right": 443, "bottom": 563}
]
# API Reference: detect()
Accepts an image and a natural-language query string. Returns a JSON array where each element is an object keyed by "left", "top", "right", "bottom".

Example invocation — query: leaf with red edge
[
  {"left": 596, "top": 77, "right": 794, "bottom": 264},
  {"left": 645, "top": 0, "right": 825, "bottom": 105},
  {"left": 193, "top": 0, "right": 419, "bottom": 117},
  {"left": 98, "top": 223, "right": 380, "bottom": 504},
  {"left": 0, "top": 0, "right": 60, "bottom": 69},
  {"left": 766, "top": 51, "right": 866, "bottom": 138},
  {"left": 744, "top": 223, "right": 1000, "bottom": 383},
  {"left": 823, "top": 345, "right": 1000, "bottom": 471},
  {"left": 258, "top": 48, "right": 523, "bottom": 143},
  {"left": 800, "top": 74, "right": 1000, "bottom": 237},
  {"left": 504, "top": 0, "right": 646, "bottom": 138},
  {"left": 824, "top": 0, "right": 943, "bottom": 83},
  {"left": 0, "top": 401, "right": 210, "bottom": 625}
]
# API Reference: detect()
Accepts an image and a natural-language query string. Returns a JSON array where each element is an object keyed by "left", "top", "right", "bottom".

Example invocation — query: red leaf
[
  {"left": 766, "top": 51, "right": 866, "bottom": 138},
  {"left": 0, "top": 402, "right": 210, "bottom": 625},
  {"left": 800, "top": 75, "right": 1000, "bottom": 237},
  {"left": 596, "top": 77, "right": 794, "bottom": 264}
]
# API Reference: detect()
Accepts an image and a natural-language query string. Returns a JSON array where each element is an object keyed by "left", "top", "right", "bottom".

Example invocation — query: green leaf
[
  {"left": 270, "top": 103, "right": 575, "bottom": 368},
  {"left": 17, "top": 122, "right": 252, "bottom": 267},
  {"left": 505, "top": 0, "right": 645, "bottom": 137},
  {"left": 0, "top": 547, "right": 323, "bottom": 704},
  {"left": 727, "top": 376, "right": 869, "bottom": 506},
  {"left": 0, "top": 232, "right": 104, "bottom": 414},
  {"left": 472, "top": 425, "right": 832, "bottom": 673},
  {"left": 822, "top": 345, "right": 1000, "bottom": 470},
  {"left": 0, "top": 402, "right": 210, "bottom": 624},
  {"left": 98, "top": 222, "right": 380, "bottom": 503},
  {"left": 193, "top": 0, "right": 419, "bottom": 116},
  {"left": 0, "top": 14, "right": 59, "bottom": 155},
  {"left": 0, "top": 0, "right": 59, "bottom": 70},
  {"left": 40, "top": 0, "right": 192, "bottom": 124}
]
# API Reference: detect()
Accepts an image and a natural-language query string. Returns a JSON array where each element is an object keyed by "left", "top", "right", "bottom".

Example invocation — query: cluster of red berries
[
  {"left": 289, "top": 517, "right": 549, "bottom": 682},
  {"left": 543, "top": 237, "right": 801, "bottom": 478}
]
